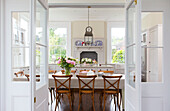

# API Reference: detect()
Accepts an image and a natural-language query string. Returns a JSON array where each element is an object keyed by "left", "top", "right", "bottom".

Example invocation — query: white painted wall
[
  {"left": 71, "top": 21, "right": 106, "bottom": 38},
  {"left": 142, "top": 13, "right": 162, "bottom": 31}
]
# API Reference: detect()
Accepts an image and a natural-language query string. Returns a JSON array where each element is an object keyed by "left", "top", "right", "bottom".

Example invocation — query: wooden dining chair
[
  {"left": 25, "top": 74, "right": 40, "bottom": 82},
  {"left": 76, "top": 74, "right": 97, "bottom": 111},
  {"left": 71, "top": 70, "right": 77, "bottom": 74},
  {"left": 48, "top": 70, "right": 57, "bottom": 74},
  {"left": 101, "top": 75, "right": 122, "bottom": 111},
  {"left": 52, "top": 75, "right": 73, "bottom": 111},
  {"left": 58, "top": 70, "right": 76, "bottom": 99},
  {"left": 61, "top": 70, "right": 65, "bottom": 74},
  {"left": 14, "top": 71, "right": 24, "bottom": 77},
  {"left": 48, "top": 70, "right": 57, "bottom": 104},
  {"left": 98, "top": 70, "right": 114, "bottom": 74},
  {"left": 49, "top": 87, "right": 56, "bottom": 104},
  {"left": 48, "top": 69, "right": 57, "bottom": 103}
]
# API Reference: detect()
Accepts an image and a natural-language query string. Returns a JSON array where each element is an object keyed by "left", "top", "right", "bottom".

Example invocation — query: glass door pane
[
  {"left": 127, "top": 1, "right": 136, "bottom": 88},
  {"left": 12, "top": 12, "right": 30, "bottom": 82},
  {"left": 125, "top": 0, "right": 142, "bottom": 110},
  {"left": 36, "top": 1, "right": 47, "bottom": 89},
  {"left": 141, "top": 12, "right": 163, "bottom": 82},
  {"left": 127, "top": 3, "right": 136, "bottom": 46},
  {"left": 127, "top": 45, "right": 136, "bottom": 87}
]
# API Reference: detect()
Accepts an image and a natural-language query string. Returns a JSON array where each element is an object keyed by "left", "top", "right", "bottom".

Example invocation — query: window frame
[
  {"left": 49, "top": 22, "right": 71, "bottom": 63},
  {"left": 107, "top": 22, "right": 125, "bottom": 64}
]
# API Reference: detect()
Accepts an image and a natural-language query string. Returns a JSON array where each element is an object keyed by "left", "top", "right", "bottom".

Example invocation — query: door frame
[
  {"left": 49, "top": 3, "right": 125, "bottom": 8},
  {"left": 0, "top": 0, "right": 5, "bottom": 110},
  {"left": 48, "top": 3, "right": 127, "bottom": 110},
  {"left": 30, "top": 0, "right": 36, "bottom": 110}
]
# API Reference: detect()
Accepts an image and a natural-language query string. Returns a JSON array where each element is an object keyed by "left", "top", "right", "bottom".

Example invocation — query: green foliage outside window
[
  {"left": 111, "top": 28, "right": 125, "bottom": 64},
  {"left": 112, "top": 49, "right": 117, "bottom": 57},
  {"left": 49, "top": 28, "right": 66, "bottom": 63},
  {"left": 112, "top": 50, "right": 125, "bottom": 63}
]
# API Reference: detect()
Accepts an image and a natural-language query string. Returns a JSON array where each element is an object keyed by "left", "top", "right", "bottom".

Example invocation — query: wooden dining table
[{"left": 48, "top": 73, "right": 125, "bottom": 109}]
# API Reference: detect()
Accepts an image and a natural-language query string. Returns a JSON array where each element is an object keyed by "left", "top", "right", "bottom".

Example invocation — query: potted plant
[{"left": 57, "top": 56, "right": 78, "bottom": 75}]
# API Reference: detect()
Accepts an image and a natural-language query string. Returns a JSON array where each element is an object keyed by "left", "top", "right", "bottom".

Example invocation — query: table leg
[{"left": 122, "top": 88, "right": 125, "bottom": 111}]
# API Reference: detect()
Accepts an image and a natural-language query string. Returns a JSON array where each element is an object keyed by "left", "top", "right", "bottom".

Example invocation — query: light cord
[{"left": 88, "top": 7, "right": 89, "bottom": 26}]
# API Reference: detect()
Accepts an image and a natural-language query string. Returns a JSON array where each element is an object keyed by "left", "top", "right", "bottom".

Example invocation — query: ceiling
[
  {"left": 48, "top": 0, "right": 125, "bottom": 22},
  {"left": 49, "top": 8, "right": 125, "bottom": 22}
]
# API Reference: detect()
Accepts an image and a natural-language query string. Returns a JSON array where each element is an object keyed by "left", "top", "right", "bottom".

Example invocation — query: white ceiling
[{"left": 49, "top": 8, "right": 125, "bottom": 22}]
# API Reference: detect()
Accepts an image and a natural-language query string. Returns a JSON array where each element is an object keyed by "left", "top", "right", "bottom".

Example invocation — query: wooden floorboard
[{"left": 49, "top": 92, "right": 122, "bottom": 111}]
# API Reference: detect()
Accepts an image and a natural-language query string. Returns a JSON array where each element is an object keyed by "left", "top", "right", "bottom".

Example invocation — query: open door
[
  {"left": 141, "top": 0, "right": 170, "bottom": 111},
  {"left": 125, "top": 0, "right": 141, "bottom": 111},
  {"left": 30, "top": 0, "right": 49, "bottom": 111}
]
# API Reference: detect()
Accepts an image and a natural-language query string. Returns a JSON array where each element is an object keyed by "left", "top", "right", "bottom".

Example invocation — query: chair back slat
[
  {"left": 25, "top": 74, "right": 40, "bottom": 82},
  {"left": 102, "top": 75, "right": 122, "bottom": 90},
  {"left": 71, "top": 70, "right": 77, "bottom": 74},
  {"left": 52, "top": 75, "right": 72, "bottom": 91},
  {"left": 48, "top": 70, "right": 57, "bottom": 74},
  {"left": 14, "top": 71, "right": 24, "bottom": 77},
  {"left": 76, "top": 75, "right": 97, "bottom": 90}
]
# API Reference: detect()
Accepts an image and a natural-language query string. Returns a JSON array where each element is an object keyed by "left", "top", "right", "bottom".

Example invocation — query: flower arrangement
[
  {"left": 81, "top": 58, "right": 97, "bottom": 64},
  {"left": 93, "top": 59, "right": 98, "bottom": 64},
  {"left": 57, "top": 56, "right": 78, "bottom": 75}
]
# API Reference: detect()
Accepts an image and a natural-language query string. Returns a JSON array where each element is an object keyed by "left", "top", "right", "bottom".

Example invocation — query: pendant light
[{"left": 84, "top": 6, "right": 93, "bottom": 45}]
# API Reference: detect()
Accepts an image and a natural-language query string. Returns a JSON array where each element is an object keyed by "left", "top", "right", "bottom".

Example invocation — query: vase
[{"left": 65, "top": 67, "right": 71, "bottom": 75}]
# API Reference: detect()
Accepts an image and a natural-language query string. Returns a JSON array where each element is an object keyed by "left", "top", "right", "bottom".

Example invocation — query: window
[
  {"left": 49, "top": 22, "right": 71, "bottom": 64},
  {"left": 111, "top": 28, "right": 125, "bottom": 63},
  {"left": 107, "top": 22, "right": 125, "bottom": 64}
]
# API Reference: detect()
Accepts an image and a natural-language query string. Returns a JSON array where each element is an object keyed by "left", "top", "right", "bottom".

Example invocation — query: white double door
[
  {"left": 30, "top": 0, "right": 49, "bottom": 111},
  {"left": 4, "top": 0, "right": 49, "bottom": 111},
  {"left": 125, "top": 0, "right": 141, "bottom": 111},
  {"left": 125, "top": 0, "right": 170, "bottom": 111}
]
